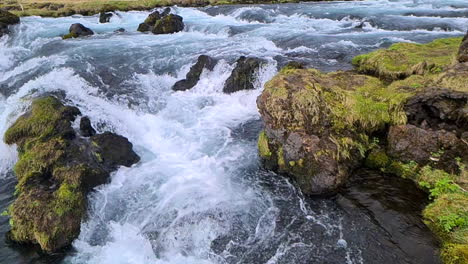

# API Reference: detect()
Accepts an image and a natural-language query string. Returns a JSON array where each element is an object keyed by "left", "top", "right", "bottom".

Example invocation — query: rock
[
  {"left": 458, "top": 31, "right": 468, "bottom": 63},
  {"left": 223, "top": 56, "right": 265, "bottom": 94},
  {"left": 114, "top": 28, "right": 125, "bottom": 33},
  {"left": 90, "top": 132, "right": 140, "bottom": 169},
  {"left": 257, "top": 69, "right": 407, "bottom": 195},
  {"left": 161, "top": 7, "right": 171, "bottom": 16},
  {"left": 3, "top": 96, "right": 139, "bottom": 253},
  {"left": 63, "top": 23, "right": 94, "bottom": 39},
  {"left": 404, "top": 88, "right": 468, "bottom": 136},
  {"left": 79, "top": 116, "right": 96, "bottom": 137},
  {"left": 137, "top": 10, "right": 184, "bottom": 35},
  {"left": 99, "top": 12, "right": 113, "bottom": 23},
  {"left": 0, "top": 10, "right": 20, "bottom": 38},
  {"left": 152, "top": 14, "right": 184, "bottom": 35},
  {"left": 387, "top": 124, "right": 466, "bottom": 172},
  {"left": 172, "top": 55, "right": 218, "bottom": 91}
]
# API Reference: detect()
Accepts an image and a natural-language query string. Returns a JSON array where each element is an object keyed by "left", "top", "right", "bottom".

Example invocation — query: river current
[{"left": 0, "top": 1, "right": 467, "bottom": 263}]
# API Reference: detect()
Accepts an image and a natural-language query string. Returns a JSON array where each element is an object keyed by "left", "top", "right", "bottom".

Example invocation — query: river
[{"left": 0, "top": 0, "right": 467, "bottom": 263}]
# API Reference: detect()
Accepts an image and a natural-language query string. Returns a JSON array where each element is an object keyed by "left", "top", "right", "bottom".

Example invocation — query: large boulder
[
  {"left": 223, "top": 56, "right": 265, "bottom": 94},
  {"left": 99, "top": 12, "right": 113, "bottom": 23},
  {"left": 3, "top": 96, "right": 140, "bottom": 253},
  {"left": 137, "top": 9, "right": 184, "bottom": 35},
  {"left": 458, "top": 31, "right": 468, "bottom": 63},
  {"left": 173, "top": 55, "right": 218, "bottom": 91},
  {"left": 63, "top": 23, "right": 94, "bottom": 39},
  {"left": 257, "top": 69, "right": 408, "bottom": 195},
  {"left": 0, "top": 10, "right": 20, "bottom": 38}
]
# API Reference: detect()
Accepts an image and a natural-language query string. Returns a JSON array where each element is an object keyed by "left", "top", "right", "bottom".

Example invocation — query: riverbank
[{"left": 0, "top": 0, "right": 348, "bottom": 17}]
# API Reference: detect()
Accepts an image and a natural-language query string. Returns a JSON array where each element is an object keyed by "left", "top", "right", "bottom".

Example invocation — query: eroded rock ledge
[
  {"left": 257, "top": 33, "right": 468, "bottom": 263},
  {"left": 3, "top": 96, "right": 140, "bottom": 253}
]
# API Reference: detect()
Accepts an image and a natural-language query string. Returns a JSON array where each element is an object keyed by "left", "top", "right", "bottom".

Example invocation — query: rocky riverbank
[{"left": 257, "top": 34, "right": 468, "bottom": 263}]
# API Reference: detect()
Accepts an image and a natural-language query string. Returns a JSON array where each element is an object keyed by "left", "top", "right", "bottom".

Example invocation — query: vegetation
[
  {"left": 352, "top": 37, "right": 462, "bottom": 81},
  {"left": 0, "top": 0, "right": 327, "bottom": 17}
]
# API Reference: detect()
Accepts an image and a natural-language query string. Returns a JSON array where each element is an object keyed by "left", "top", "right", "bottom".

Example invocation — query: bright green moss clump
[
  {"left": 352, "top": 37, "right": 462, "bottom": 81},
  {"left": 258, "top": 130, "right": 272, "bottom": 158}
]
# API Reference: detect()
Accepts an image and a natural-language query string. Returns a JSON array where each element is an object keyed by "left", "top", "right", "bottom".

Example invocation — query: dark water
[{"left": 1, "top": 1, "right": 466, "bottom": 263}]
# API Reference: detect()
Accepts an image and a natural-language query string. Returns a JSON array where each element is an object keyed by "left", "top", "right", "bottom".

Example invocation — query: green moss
[
  {"left": 365, "top": 149, "right": 390, "bottom": 170},
  {"left": 441, "top": 243, "right": 468, "bottom": 264},
  {"left": 54, "top": 182, "right": 83, "bottom": 216},
  {"left": 277, "top": 146, "right": 285, "bottom": 170},
  {"left": 352, "top": 37, "right": 462, "bottom": 81},
  {"left": 62, "top": 32, "right": 78, "bottom": 39},
  {"left": 4, "top": 96, "right": 77, "bottom": 146},
  {"left": 258, "top": 131, "right": 272, "bottom": 158}
]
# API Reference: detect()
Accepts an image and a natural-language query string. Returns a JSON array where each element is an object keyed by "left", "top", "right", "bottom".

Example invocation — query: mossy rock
[
  {"left": 352, "top": 38, "right": 462, "bottom": 81},
  {"left": 0, "top": 9, "right": 20, "bottom": 25},
  {"left": 257, "top": 68, "right": 410, "bottom": 194},
  {"left": 3, "top": 96, "right": 139, "bottom": 253}
]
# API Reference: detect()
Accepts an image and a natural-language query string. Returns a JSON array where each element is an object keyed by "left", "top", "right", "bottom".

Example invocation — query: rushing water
[{"left": 0, "top": 1, "right": 467, "bottom": 263}]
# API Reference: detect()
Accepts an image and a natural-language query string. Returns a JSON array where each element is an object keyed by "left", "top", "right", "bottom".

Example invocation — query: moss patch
[
  {"left": 258, "top": 130, "right": 272, "bottom": 159},
  {"left": 352, "top": 38, "right": 462, "bottom": 81}
]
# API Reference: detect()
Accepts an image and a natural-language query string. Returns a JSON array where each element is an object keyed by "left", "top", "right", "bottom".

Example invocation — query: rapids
[{"left": 0, "top": 1, "right": 467, "bottom": 263}]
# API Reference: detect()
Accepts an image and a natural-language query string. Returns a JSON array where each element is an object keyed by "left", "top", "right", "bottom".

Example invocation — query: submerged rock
[
  {"left": 99, "top": 12, "right": 113, "bottom": 23},
  {"left": 458, "top": 30, "right": 468, "bottom": 63},
  {"left": 3, "top": 96, "right": 140, "bottom": 253},
  {"left": 172, "top": 55, "right": 218, "bottom": 91},
  {"left": 0, "top": 10, "right": 20, "bottom": 38},
  {"left": 62, "top": 23, "right": 94, "bottom": 39},
  {"left": 223, "top": 56, "right": 265, "bottom": 94},
  {"left": 137, "top": 9, "right": 184, "bottom": 35}
]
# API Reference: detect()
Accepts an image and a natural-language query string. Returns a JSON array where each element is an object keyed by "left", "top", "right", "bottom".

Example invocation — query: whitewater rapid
[{"left": 0, "top": 1, "right": 467, "bottom": 263}]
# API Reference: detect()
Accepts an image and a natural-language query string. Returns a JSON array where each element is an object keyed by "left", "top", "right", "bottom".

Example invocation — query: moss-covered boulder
[
  {"left": 352, "top": 38, "right": 462, "bottom": 81},
  {"left": 0, "top": 9, "right": 20, "bottom": 38},
  {"left": 224, "top": 56, "right": 266, "bottom": 94},
  {"left": 3, "top": 96, "right": 140, "bottom": 253},
  {"left": 137, "top": 9, "right": 184, "bottom": 35},
  {"left": 152, "top": 14, "right": 184, "bottom": 35},
  {"left": 257, "top": 68, "right": 408, "bottom": 195}
]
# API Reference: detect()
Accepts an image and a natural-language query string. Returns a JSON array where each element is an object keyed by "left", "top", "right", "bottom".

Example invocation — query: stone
[
  {"left": 63, "top": 23, "right": 94, "bottom": 39},
  {"left": 173, "top": 55, "right": 218, "bottom": 91},
  {"left": 99, "top": 12, "right": 113, "bottom": 23},
  {"left": 223, "top": 56, "right": 265, "bottom": 94}
]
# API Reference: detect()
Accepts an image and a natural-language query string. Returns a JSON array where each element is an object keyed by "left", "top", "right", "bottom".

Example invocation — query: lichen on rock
[{"left": 3, "top": 96, "right": 140, "bottom": 253}]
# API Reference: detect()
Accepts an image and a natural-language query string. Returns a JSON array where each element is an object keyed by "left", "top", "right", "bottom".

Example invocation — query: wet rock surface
[
  {"left": 338, "top": 169, "right": 441, "bottom": 264},
  {"left": 63, "top": 23, "right": 94, "bottom": 39},
  {"left": 172, "top": 55, "right": 218, "bottom": 91},
  {"left": 99, "top": 12, "right": 113, "bottom": 23},
  {"left": 223, "top": 56, "right": 265, "bottom": 94}
]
